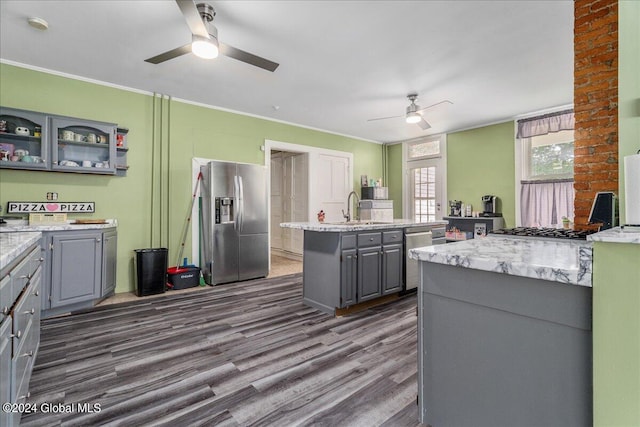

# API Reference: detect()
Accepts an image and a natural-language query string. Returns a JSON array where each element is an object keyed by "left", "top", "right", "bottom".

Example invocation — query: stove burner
[{"left": 490, "top": 227, "right": 596, "bottom": 240}]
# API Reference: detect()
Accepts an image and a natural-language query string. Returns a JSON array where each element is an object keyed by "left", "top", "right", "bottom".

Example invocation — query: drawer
[
  {"left": 341, "top": 234, "right": 357, "bottom": 250},
  {"left": 357, "top": 232, "right": 381, "bottom": 247},
  {"left": 9, "top": 246, "right": 40, "bottom": 303},
  {"left": 12, "top": 317, "right": 36, "bottom": 404},
  {"left": 382, "top": 230, "right": 403, "bottom": 244},
  {"left": 0, "top": 275, "right": 9, "bottom": 322},
  {"left": 12, "top": 277, "right": 40, "bottom": 341}
]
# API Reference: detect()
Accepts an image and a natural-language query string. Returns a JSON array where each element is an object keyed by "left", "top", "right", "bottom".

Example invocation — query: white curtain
[
  {"left": 521, "top": 180, "right": 574, "bottom": 227},
  {"left": 517, "top": 110, "right": 574, "bottom": 138}
]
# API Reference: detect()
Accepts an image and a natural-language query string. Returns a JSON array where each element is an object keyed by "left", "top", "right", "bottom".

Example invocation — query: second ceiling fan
[
  {"left": 368, "top": 94, "right": 452, "bottom": 130},
  {"left": 144, "top": 0, "right": 279, "bottom": 72}
]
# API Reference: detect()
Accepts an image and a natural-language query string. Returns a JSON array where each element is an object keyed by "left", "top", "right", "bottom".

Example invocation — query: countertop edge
[
  {"left": 0, "top": 231, "right": 42, "bottom": 271},
  {"left": 587, "top": 226, "right": 640, "bottom": 244},
  {"left": 280, "top": 220, "right": 448, "bottom": 232}
]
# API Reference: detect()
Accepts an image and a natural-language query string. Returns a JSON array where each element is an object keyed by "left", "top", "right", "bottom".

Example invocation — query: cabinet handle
[
  {"left": 22, "top": 351, "right": 34, "bottom": 358},
  {"left": 38, "top": 257, "right": 45, "bottom": 262},
  {"left": 18, "top": 392, "right": 31, "bottom": 400},
  {"left": 11, "top": 330, "right": 22, "bottom": 339},
  {"left": 1, "top": 306, "right": 8, "bottom": 315},
  {"left": 96, "top": 239, "right": 102, "bottom": 243},
  {"left": 369, "top": 237, "right": 374, "bottom": 241},
  {"left": 19, "top": 274, "right": 31, "bottom": 279},
  {"left": 34, "top": 290, "right": 40, "bottom": 296},
  {"left": 24, "top": 308, "right": 35, "bottom": 315}
]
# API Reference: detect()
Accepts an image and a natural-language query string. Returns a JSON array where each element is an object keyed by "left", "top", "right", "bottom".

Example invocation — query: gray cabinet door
[
  {"left": 357, "top": 246, "right": 382, "bottom": 302},
  {"left": 50, "top": 232, "right": 102, "bottom": 308},
  {"left": 382, "top": 243, "right": 403, "bottom": 295},
  {"left": 340, "top": 249, "right": 357, "bottom": 307},
  {"left": 0, "top": 318, "right": 11, "bottom": 427},
  {"left": 101, "top": 230, "right": 117, "bottom": 296}
]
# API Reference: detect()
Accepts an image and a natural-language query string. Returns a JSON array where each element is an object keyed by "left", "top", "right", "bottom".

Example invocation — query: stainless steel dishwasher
[{"left": 404, "top": 225, "right": 446, "bottom": 290}]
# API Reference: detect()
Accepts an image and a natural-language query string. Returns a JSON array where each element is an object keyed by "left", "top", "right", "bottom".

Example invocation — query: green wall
[
  {"left": 592, "top": 242, "right": 640, "bottom": 426},
  {"left": 0, "top": 63, "right": 383, "bottom": 293},
  {"left": 386, "top": 143, "right": 404, "bottom": 217},
  {"left": 446, "top": 121, "right": 516, "bottom": 227},
  {"left": 592, "top": 2, "right": 640, "bottom": 425}
]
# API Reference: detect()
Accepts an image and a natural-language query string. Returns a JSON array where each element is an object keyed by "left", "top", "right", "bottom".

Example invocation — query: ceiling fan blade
[
  {"left": 415, "top": 100, "right": 453, "bottom": 114},
  {"left": 176, "top": 0, "right": 209, "bottom": 38},
  {"left": 367, "top": 114, "right": 404, "bottom": 122},
  {"left": 219, "top": 43, "right": 279, "bottom": 72},
  {"left": 416, "top": 117, "right": 431, "bottom": 130},
  {"left": 144, "top": 44, "right": 192, "bottom": 64}
]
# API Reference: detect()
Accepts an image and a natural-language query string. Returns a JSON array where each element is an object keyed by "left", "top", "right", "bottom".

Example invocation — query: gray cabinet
[
  {"left": 0, "top": 106, "right": 122, "bottom": 175},
  {"left": 49, "top": 231, "right": 102, "bottom": 309},
  {"left": 102, "top": 229, "right": 117, "bottom": 296},
  {"left": 340, "top": 248, "right": 357, "bottom": 307},
  {"left": 382, "top": 243, "right": 403, "bottom": 295},
  {"left": 357, "top": 246, "right": 382, "bottom": 302},
  {"left": 0, "top": 317, "right": 11, "bottom": 427},
  {"left": 303, "top": 227, "right": 407, "bottom": 315},
  {"left": 39, "top": 228, "right": 117, "bottom": 316},
  {"left": 0, "top": 241, "right": 42, "bottom": 427}
]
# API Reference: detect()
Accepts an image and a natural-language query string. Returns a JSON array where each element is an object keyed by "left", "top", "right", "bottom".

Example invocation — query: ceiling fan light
[
  {"left": 406, "top": 112, "right": 421, "bottom": 124},
  {"left": 192, "top": 35, "right": 219, "bottom": 59}
]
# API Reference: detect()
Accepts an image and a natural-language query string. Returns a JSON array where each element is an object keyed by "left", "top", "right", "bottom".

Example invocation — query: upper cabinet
[
  {"left": 0, "top": 108, "right": 48, "bottom": 171},
  {"left": 0, "top": 107, "right": 126, "bottom": 176}
]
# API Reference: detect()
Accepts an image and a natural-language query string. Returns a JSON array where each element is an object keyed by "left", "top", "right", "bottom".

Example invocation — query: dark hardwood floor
[{"left": 21, "top": 273, "right": 422, "bottom": 426}]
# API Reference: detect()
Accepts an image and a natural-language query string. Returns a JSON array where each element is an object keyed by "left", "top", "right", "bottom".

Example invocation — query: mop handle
[{"left": 176, "top": 172, "right": 202, "bottom": 267}]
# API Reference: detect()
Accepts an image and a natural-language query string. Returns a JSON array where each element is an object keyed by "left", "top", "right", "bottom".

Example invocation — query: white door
[
  {"left": 317, "top": 154, "right": 349, "bottom": 222},
  {"left": 290, "top": 153, "right": 308, "bottom": 253},
  {"left": 404, "top": 136, "right": 446, "bottom": 222},
  {"left": 270, "top": 152, "right": 284, "bottom": 250},
  {"left": 408, "top": 159, "right": 443, "bottom": 222}
]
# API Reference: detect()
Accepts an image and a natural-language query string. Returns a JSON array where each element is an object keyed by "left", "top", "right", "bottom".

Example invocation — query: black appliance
[
  {"left": 588, "top": 191, "right": 617, "bottom": 230},
  {"left": 490, "top": 227, "right": 596, "bottom": 240},
  {"left": 449, "top": 200, "right": 462, "bottom": 216},
  {"left": 481, "top": 195, "right": 501, "bottom": 217}
]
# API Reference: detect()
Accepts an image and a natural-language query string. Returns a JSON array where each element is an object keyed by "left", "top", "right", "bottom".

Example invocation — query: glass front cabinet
[{"left": 0, "top": 107, "right": 119, "bottom": 175}]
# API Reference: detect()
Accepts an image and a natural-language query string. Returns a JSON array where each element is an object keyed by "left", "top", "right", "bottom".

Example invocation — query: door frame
[
  {"left": 402, "top": 134, "right": 447, "bottom": 220},
  {"left": 264, "top": 139, "right": 353, "bottom": 255}
]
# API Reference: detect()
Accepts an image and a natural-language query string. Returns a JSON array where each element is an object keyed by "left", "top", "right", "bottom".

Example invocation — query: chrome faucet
[{"left": 342, "top": 190, "right": 360, "bottom": 222}]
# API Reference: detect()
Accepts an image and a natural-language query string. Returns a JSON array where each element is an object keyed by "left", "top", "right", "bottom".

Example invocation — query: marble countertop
[
  {"left": 409, "top": 236, "right": 593, "bottom": 287},
  {"left": 0, "top": 219, "right": 117, "bottom": 232},
  {"left": 280, "top": 219, "right": 448, "bottom": 232},
  {"left": 0, "top": 232, "right": 42, "bottom": 271},
  {"left": 587, "top": 226, "right": 640, "bottom": 244}
]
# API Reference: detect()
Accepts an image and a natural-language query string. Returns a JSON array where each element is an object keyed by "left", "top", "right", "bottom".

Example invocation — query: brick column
[{"left": 573, "top": 0, "right": 618, "bottom": 227}]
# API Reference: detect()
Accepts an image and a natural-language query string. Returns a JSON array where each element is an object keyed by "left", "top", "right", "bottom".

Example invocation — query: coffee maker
[
  {"left": 481, "top": 195, "right": 501, "bottom": 217},
  {"left": 449, "top": 200, "right": 462, "bottom": 217}
]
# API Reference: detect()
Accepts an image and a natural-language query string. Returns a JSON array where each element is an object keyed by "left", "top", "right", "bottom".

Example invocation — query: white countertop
[
  {"left": 587, "top": 226, "right": 640, "bottom": 244},
  {"left": 409, "top": 236, "right": 593, "bottom": 287},
  {"left": 0, "top": 232, "right": 42, "bottom": 271},
  {"left": 0, "top": 219, "right": 117, "bottom": 232},
  {"left": 280, "top": 219, "right": 448, "bottom": 232}
]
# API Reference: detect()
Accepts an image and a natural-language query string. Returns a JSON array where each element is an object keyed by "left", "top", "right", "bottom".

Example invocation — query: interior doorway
[{"left": 270, "top": 150, "right": 309, "bottom": 258}]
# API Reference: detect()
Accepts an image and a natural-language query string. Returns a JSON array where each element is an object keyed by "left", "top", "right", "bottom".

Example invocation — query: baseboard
[{"left": 271, "top": 248, "right": 303, "bottom": 262}]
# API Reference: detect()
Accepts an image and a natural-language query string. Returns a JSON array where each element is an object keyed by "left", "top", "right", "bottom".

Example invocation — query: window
[
  {"left": 517, "top": 111, "right": 575, "bottom": 228},
  {"left": 412, "top": 166, "right": 437, "bottom": 223},
  {"left": 522, "top": 130, "right": 574, "bottom": 180},
  {"left": 408, "top": 139, "right": 440, "bottom": 159}
]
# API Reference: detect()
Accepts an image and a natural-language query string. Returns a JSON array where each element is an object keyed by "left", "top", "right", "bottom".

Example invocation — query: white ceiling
[{"left": 0, "top": 0, "right": 574, "bottom": 144}]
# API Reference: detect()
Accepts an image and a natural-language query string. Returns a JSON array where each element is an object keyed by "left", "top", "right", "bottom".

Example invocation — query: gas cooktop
[{"left": 490, "top": 227, "right": 596, "bottom": 240}]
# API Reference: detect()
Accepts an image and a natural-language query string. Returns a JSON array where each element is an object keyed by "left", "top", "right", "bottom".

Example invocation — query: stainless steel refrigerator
[{"left": 200, "top": 160, "right": 269, "bottom": 285}]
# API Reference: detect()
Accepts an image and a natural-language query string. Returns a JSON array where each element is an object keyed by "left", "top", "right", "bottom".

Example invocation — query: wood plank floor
[{"left": 21, "top": 273, "right": 422, "bottom": 427}]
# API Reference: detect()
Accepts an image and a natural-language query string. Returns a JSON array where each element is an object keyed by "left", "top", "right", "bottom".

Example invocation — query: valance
[{"left": 517, "top": 110, "right": 574, "bottom": 138}]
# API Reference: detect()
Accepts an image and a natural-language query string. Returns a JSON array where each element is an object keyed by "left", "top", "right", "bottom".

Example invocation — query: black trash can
[{"left": 134, "top": 248, "right": 168, "bottom": 297}]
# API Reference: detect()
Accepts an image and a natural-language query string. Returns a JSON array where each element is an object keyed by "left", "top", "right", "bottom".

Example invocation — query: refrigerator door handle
[
  {"left": 238, "top": 175, "right": 245, "bottom": 232},
  {"left": 233, "top": 175, "right": 239, "bottom": 231}
]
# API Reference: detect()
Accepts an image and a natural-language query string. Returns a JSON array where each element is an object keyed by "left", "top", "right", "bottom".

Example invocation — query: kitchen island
[
  {"left": 410, "top": 236, "right": 593, "bottom": 427},
  {"left": 281, "top": 220, "right": 447, "bottom": 315}
]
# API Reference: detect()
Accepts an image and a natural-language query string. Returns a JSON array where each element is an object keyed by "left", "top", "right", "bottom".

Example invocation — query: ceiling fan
[
  {"left": 368, "top": 94, "right": 452, "bottom": 130},
  {"left": 144, "top": 0, "right": 279, "bottom": 72}
]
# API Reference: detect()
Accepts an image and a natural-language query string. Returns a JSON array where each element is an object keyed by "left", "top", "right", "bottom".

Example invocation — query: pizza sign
[{"left": 7, "top": 202, "right": 96, "bottom": 213}]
